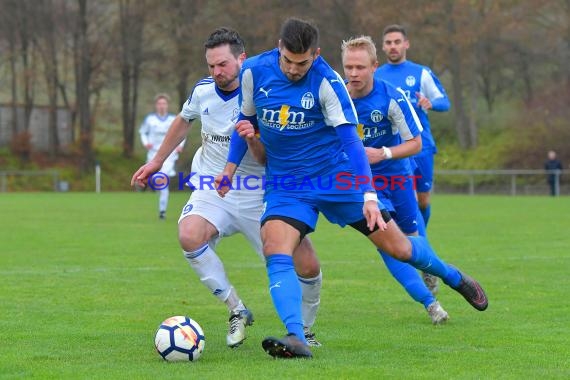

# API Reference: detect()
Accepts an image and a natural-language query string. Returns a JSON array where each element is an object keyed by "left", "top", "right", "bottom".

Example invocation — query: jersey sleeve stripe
[
  {"left": 240, "top": 68, "right": 256, "bottom": 117},
  {"left": 319, "top": 75, "right": 358, "bottom": 127},
  {"left": 420, "top": 69, "right": 445, "bottom": 100}
]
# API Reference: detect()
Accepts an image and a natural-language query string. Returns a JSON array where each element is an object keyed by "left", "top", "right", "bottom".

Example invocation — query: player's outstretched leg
[
  {"left": 262, "top": 254, "right": 312, "bottom": 358},
  {"left": 183, "top": 243, "right": 254, "bottom": 347},
  {"left": 368, "top": 220, "right": 488, "bottom": 311},
  {"left": 180, "top": 215, "right": 254, "bottom": 348},
  {"left": 406, "top": 236, "right": 488, "bottom": 311},
  {"left": 379, "top": 251, "right": 448, "bottom": 324}
]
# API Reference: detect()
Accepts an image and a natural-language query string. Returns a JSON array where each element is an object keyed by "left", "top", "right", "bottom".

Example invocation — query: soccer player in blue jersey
[
  {"left": 376, "top": 24, "right": 451, "bottom": 294},
  {"left": 342, "top": 35, "right": 448, "bottom": 324},
  {"left": 218, "top": 18, "right": 487, "bottom": 359}
]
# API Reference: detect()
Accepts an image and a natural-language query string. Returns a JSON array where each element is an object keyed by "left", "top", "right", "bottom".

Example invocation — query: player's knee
[
  {"left": 386, "top": 239, "right": 412, "bottom": 261},
  {"left": 178, "top": 221, "right": 211, "bottom": 251},
  {"left": 295, "top": 257, "right": 320, "bottom": 278},
  {"left": 262, "top": 240, "right": 283, "bottom": 256}
]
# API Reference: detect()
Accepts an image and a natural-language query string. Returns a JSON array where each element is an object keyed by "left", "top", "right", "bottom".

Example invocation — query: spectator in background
[
  {"left": 544, "top": 150, "right": 562, "bottom": 196},
  {"left": 139, "top": 94, "right": 185, "bottom": 219}
]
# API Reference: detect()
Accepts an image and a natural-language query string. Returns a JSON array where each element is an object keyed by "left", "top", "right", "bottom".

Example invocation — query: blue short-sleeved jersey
[
  {"left": 351, "top": 78, "right": 421, "bottom": 179},
  {"left": 375, "top": 61, "right": 449, "bottom": 155},
  {"left": 240, "top": 49, "right": 358, "bottom": 182},
  {"left": 351, "top": 78, "right": 423, "bottom": 233}
]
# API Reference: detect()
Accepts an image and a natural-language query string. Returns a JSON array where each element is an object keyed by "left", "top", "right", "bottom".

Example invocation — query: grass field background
[{"left": 1, "top": 192, "right": 569, "bottom": 379}]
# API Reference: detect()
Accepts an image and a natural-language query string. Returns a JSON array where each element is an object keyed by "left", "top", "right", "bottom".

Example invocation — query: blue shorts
[
  {"left": 261, "top": 166, "right": 386, "bottom": 232},
  {"left": 413, "top": 154, "right": 434, "bottom": 193},
  {"left": 377, "top": 176, "right": 419, "bottom": 234}
]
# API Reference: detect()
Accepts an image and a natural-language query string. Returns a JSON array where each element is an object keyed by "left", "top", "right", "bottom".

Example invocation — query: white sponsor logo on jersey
[
  {"left": 260, "top": 105, "right": 314, "bottom": 131},
  {"left": 259, "top": 87, "right": 271, "bottom": 97}
]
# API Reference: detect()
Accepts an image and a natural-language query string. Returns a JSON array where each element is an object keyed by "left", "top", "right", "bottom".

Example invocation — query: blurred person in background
[
  {"left": 139, "top": 94, "right": 185, "bottom": 219},
  {"left": 545, "top": 150, "right": 562, "bottom": 196}
]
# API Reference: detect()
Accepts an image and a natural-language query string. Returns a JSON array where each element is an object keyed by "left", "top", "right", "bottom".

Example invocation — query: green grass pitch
[{"left": 1, "top": 192, "right": 569, "bottom": 379}]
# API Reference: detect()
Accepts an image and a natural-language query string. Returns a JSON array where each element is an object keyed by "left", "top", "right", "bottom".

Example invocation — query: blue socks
[
  {"left": 419, "top": 204, "right": 431, "bottom": 227},
  {"left": 379, "top": 251, "right": 435, "bottom": 308},
  {"left": 406, "top": 236, "right": 461, "bottom": 288},
  {"left": 266, "top": 254, "right": 306, "bottom": 344}
]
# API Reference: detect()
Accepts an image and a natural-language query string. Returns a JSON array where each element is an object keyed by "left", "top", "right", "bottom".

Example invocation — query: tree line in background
[{"left": 0, "top": 0, "right": 568, "bottom": 170}]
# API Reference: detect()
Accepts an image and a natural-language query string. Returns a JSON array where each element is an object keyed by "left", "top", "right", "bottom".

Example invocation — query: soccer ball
[{"left": 154, "top": 316, "right": 205, "bottom": 362}]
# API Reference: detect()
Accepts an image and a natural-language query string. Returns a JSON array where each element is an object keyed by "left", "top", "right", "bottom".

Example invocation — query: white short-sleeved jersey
[
  {"left": 181, "top": 77, "right": 264, "bottom": 189},
  {"left": 139, "top": 113, "right": 177, "bottom": 157}
]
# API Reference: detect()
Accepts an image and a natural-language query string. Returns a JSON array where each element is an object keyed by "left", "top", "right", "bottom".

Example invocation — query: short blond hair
[
  {"left": 341, "top": 35, "right": 378, "bottom": 64},
  {"left": 154, "top": 93, "right": 170, "bottom": 103}
]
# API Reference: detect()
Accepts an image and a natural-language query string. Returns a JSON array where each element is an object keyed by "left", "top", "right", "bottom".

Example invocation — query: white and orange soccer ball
[{"left": 154, "top": 316, "right": 205, "bottom": 362}]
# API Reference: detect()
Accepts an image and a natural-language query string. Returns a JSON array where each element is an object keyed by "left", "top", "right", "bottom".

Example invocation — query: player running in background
[
  {"left": 342, "top": 35, "right": 448, "bottom": 324},
  {"left": 375, "top": 24, "right": 451, "bottom": 294},
  {"left": 131, "top": 28, "right": 323, "bottom": 348},
  {"left": 219, "top": 18, "right": 487, "bottom": 359},
  {"left": 139, "top": 94, "right": 185, "bottom": 220}
]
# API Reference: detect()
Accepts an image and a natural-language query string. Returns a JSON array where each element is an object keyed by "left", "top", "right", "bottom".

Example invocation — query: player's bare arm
[
  {"left": 131, "top": 115, "right": 192, "bottom": 188},
  {"left": 365, "top": 135, "right": 422, "bottom": 164}
]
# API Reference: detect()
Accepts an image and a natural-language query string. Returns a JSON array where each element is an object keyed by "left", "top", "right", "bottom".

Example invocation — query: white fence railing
[{"left": 434, "top": 169, "right": 566, "bottom": 196}]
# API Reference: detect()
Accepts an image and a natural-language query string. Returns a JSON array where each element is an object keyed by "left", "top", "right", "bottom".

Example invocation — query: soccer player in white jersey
[
  {"left": 139, "top": 94, "right": 184, "bottom": 219},
  {"left": 375, "top": 24, "right": 451, "bottom": 294},
  {"left": 131, "top": 28, "right": 323, "bottom": 348},
  {"left": 220, "top": 18, "right": 487, "bottom": 359}
]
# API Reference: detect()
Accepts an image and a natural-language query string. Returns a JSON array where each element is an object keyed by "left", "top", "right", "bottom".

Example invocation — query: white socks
[
  {"left": 183, "top": 243, "right": 243, "bottom": 312},
  {"left": 184, "top": 244, "right": 321, "bottom": 320},
  {"left": 299, "top": 270, "right": 322, "bottom": 328}
]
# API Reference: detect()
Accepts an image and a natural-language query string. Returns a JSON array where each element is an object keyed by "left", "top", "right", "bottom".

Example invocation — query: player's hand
[
  {"left": 144, "top": 143, "right": 153, "bottom": 150},
  {"left": 215, "top": 171, "right": 233, "bottom": 198},
  {"left": 363, "top": 200, "right": 388, "bottom": 231},
  {"left": 131, "top": 160, "right": 162, "bottom": 189},
  {"left": 416, "top": 92, "right": 432, "bottom": 110},
  {"left": 365, "top": 147, "right": 387, "bottom": 164},
  {"left": 235, "top": 120, "right": 256, "bottom": 140}
]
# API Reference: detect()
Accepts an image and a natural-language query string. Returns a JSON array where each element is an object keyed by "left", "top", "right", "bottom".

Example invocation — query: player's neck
[
  {"left": 387, "top": 58, "right": 407, "bottom": 65},
  {"left": 349, "top": 81, "right": 374, "bottom": 99},
  {"left": 156, "top": 111, "right": 167, "bottom": 117}
]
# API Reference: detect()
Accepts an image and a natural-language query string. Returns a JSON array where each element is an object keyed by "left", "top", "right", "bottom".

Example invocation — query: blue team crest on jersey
[
  {"left": 370, "top": 110, "right": 384, "bottom": 123},
  {"left": 301, "top": 92, "right": 315, "bottom": 109},
  {"left": 405, "top": 75, "right": 416, "bottom": 87},
  {"left": 231, "top": 108, "right": 239, "bottom": 123}
]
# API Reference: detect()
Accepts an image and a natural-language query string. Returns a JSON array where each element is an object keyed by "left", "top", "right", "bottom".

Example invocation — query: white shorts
[{"left": 178, "top": 189, "right": 265, "bottom": 260}]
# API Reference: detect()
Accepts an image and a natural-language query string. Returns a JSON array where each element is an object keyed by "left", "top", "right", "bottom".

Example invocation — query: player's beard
[
  {"left": 387, "top": 50, "right": 404, "bottom": 63},
  {"left": 214, "top": 70, "right": 239, "bottom": 91}
]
